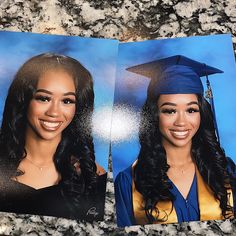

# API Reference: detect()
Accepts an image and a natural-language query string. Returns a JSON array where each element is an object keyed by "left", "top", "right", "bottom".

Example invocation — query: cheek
[
  {"left": 158, "top": 114, "right": 171, "bottom": 137},
  {"left": 27, "top": 101, "right": 45, "bottom": 119},
  {"left": 64, "top": 106, "right": 76, "bottom": 121},
  {"left": 190, "top": 114, "right": 201, "bottom": 130},
  {"left": 27, "top": 101, "right": 38, "bottom": 120},
  {"left": 159, "top": 114, "right": 172, "bottom": 130}
]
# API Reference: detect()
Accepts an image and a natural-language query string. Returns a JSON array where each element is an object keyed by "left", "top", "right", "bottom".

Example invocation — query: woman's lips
[
  {"left": 170, "top": 130, "right": 189, "bottom": 139},
  {"left": 40, "top": 120, "right": 62, "bottom": 131}
]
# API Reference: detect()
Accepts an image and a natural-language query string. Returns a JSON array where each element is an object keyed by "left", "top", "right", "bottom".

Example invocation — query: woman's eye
[
  {"left": 187, "top": 108, "right": 199, "bottom": 113},
  {"left": 63, "top": 98, "right": 76, "bottom": 104},
  {"left": 161, "top": 109, "right": 176, "bottom": 114},
  {"left": 35, "top": 96, "right": 50, "bottom": 102}
]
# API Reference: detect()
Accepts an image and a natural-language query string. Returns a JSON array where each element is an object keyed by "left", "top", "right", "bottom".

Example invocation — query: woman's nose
[
  {"left": 174, "top": 112, "right": 186, "bottom": 126},
  {"left": 45, "top": 101, "right": 61, "bottom": 117}
]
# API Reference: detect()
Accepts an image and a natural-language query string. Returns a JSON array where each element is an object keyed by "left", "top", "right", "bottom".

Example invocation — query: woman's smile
[
  {"left": 40, "top": 120, "right": 63, "bottom": 131},
  {"left": 169, "top": 129, "right": 190, "bottom": 139}
]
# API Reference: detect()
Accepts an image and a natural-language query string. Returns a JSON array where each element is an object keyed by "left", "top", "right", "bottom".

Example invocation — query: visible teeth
[
  {"left": 172, "top": 131, "right": 188, "bottom": 136},
  {"left": 42, "top": 121, "right": 60, "bottom": 128}
]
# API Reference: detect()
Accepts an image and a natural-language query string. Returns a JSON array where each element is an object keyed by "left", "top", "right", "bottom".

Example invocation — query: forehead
[
  {"left": 157, "top": 94, "right": 198, "bottom": 105},
  {"left": 37, "top": 69, "right": 75, "bottom": 92}
]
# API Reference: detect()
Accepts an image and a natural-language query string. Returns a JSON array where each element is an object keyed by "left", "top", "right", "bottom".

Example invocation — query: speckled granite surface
[
  {"left": 0, "top": 0, "right": 236, "bottom": 235},
  {"left": 0, "top": 0, "right": 236, "bottom": 44}
]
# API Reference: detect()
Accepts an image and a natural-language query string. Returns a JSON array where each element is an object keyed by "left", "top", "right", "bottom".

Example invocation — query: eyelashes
[
  {"left": 161, "top": 108, "right": 176, "bottom": 114},
  {"left": 34, "top": 95, "right": 76, "bottom": 104},
  {"left": 160, "top": 107, "right": 200, "bottom": 114},
  {"left": 62, "top": 98, "right": 76, "bottom": 104},
  {"left": 34, "top": 95, "right": 50, "bottom": 102},
  {"left": 187, "top": 108, "right": 200, "bottom": 113}
]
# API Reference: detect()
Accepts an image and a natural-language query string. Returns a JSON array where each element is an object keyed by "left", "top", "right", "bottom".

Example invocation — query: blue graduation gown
[
  {"left": 115, "top": 166, "right": 135, "bottom": 227},
  {"left": 115, "top": 163, "right": 236, "bottom": 227}
]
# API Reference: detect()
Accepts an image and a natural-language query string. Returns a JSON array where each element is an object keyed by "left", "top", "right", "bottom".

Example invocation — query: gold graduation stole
[{"left": 132, "top": 163, "right": 234, "bottom": 225}]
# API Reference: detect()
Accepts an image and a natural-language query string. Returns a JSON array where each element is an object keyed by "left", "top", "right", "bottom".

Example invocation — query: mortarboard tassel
[{"left": 205, "top": 74, "right": 220, "bottom": 144}]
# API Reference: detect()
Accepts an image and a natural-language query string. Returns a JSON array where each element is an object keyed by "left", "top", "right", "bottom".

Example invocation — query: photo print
[
  {"left": 112, "top": 34, "right": 236, "bottom": 227},
  {"left": 0, "top": 30, "right": 118, "bottom": 221}
]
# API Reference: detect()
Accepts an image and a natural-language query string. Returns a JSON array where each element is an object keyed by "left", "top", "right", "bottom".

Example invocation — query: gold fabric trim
[
  {"left": 196, "top": 169, "right": 234, "bottom": 221},
  {"left": 132, "top": 161, "right": 177, "bottom": 224}
]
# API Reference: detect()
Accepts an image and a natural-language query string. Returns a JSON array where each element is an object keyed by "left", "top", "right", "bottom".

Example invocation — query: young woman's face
[
  {"left": 27, "top": 69, "right": 76, "bottom": 141},
  {"left": 157, "top": 94, "right": 201, "bottom": 149}
]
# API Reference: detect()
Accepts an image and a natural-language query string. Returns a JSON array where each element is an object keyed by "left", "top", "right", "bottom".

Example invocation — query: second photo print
[{"left": 112, "top": 34, "right": 236, "bottom": 227}]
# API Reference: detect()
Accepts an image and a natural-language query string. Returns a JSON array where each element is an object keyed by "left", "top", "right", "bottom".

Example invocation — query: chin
[
  {"left": 36, "top": 130, "right": 62, "bottom": 141},
  {"left": 173, "top": 141, "right": 191, "bottom": 148},
  {"left": 164, "top": 137, "right": 192, "bottom": 148}
]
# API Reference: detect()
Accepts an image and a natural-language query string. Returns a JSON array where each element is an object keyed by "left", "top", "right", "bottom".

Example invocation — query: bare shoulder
[
  {"left": 96, "top": 162, "right": 106, "bottom": 176},
  {"left": 72, "top": 156, "right": 106, "bottom": 176}
]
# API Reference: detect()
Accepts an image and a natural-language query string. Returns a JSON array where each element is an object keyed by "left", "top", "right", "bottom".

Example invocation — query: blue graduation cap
[{"left": 126, "top": 55, "right": 223, "bottom": 142}]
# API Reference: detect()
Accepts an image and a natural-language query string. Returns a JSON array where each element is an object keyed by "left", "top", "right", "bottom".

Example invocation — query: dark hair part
[
  {"left": 0, "top": 53, "right": 97, "bottom": 218},
  {"left": 134, "top": 92, "right": 234, "bottom": 223}
]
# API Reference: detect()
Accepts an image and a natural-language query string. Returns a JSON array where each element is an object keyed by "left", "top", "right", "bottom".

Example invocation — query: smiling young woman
[
  {"left": 16, "top": 69, "right": 77, "bottom": 190},
  {"left": 158, "top": 94, "right": 201, "bottom": 200},
  {"left": 115, "top": 55, "right": 236, "bottom": 227},
  {"left": 0, "top": 53, "right": 106, "bottom": 221}
]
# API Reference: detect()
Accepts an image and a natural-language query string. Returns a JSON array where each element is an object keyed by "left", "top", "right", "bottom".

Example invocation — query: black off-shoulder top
[{"left": 0, "top": 173, "right": 107, "bottom": 222}]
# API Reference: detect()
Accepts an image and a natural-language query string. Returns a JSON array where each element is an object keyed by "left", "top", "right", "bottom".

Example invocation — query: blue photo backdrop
[{"left": 112, "top": 34, "right": 236, "bottom": 179}]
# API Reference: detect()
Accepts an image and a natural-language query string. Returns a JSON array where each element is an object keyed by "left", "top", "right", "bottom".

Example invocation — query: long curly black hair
[
  {"left": 134, "top": 89, "right": 235, "bottom": 223},
  {"left": 0, "top": 53, "right": 97, "bottom": 218}
]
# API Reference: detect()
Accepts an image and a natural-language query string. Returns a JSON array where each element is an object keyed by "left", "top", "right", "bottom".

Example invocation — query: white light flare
[{"left": 92, "top": 105, "right": 140, "bottom": 143}]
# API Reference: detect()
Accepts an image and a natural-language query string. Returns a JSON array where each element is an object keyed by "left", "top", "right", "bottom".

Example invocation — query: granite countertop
[
  {"left": 1, "top": 0, "right": 236, "bottom": 46},
  {"left": 0, "top": 0, "right": 236, "bottom": 235}
]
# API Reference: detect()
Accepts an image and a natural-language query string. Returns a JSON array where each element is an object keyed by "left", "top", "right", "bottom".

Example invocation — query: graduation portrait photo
[
  {"left": 0, "top": 30, "right": 118, "bottom": 221},
  {"left": 112, "top": 34, "right": 236, "bottom": 227}
]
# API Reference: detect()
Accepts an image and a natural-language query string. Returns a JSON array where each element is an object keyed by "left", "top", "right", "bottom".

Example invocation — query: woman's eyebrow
[
  {"left": 187, "top": 101, "right": 199, "bottom": 106},
  {"left": 63, "top": 92, "right": 76, "bottom": 97},
  {"left": 160, "top": 102, "right": 176, "bottom": 107},
  {"left": 35, "top": 89, "right": 76, "bottom": 97},
  {"left": 35, "top": 89, "right": 52, "bottom": 94},
  {"left": 160, "top": 101, "right": 199, "bottom": 107}
]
